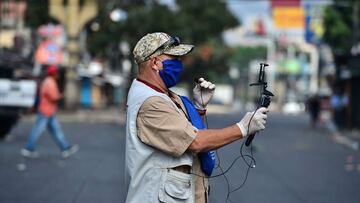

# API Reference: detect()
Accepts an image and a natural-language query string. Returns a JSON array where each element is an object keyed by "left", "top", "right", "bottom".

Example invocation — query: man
[
  {"left": 21, "top": 65, "right": 78, "bottom": 158},
  {"left": 125, "top": 32, "right": 268, "bottom": 203}
]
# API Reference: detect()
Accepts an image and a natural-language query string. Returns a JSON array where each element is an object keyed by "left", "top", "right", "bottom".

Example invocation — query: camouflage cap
[{"left": 133, "top": 32, "right": 194, "bottom": 64}]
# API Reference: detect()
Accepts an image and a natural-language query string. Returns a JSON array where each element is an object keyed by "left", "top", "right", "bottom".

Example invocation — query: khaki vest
[{"left": 125, "top": 79, "right": 195, "bottom": 203}]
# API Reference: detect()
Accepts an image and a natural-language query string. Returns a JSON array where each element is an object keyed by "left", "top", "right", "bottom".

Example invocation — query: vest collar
[{"left": 136, "top": 78, "right": 168, "bottom": 95}]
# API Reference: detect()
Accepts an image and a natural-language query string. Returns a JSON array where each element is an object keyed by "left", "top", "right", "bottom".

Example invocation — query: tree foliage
[
  {"left": 25, "top": 0, "right": 53, "bottom": 28},
  {"left": 88, "top": 0, "right": 239, "bottom": 83},
  {"left": 229, "top": 46, "right": 267, "bottom": 73},
  {"left": 25, "top": 0, "right": 240, "bottom": 83},
  {"left": 323, "top": 0, "right": 359, "bottom": 55}
]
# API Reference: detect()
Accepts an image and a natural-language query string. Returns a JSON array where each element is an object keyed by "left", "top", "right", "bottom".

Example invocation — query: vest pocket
[{"left": 159, "top": 169, "right": 192, "bottom": 202}]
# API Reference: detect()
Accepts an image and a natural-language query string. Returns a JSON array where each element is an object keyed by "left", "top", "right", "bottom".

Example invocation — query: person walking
[
  {"left": 21, "top": 65, "right": 78, "bottom": 158},
  {"left": 125, "top": 32, "right": 269, "bottom": 203},
  {"left": 307, "top": 94, "right": 321, "bottom": 128},
  {"left": 331, "top": 87, "right": 348, "bottom": 129}
]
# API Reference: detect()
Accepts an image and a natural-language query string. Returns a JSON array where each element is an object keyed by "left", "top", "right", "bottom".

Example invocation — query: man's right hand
[{"left": 236, "top": 107, "right": 268, "bottom": 137}]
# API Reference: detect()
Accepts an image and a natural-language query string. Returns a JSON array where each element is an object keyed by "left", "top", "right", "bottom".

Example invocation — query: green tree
[
  {"left": 25, "top": 0, "right": 55, "bottom": 28},
  {"left": 87, "top": 0, "right": 239, "bottom": 80},
  {"left": 323, "top": 0, "right": 359, "bottom": 55},
  {"left": 229, "top": 46, "right": 267, "bottom": 74},
  {"left": 26, "top": 0, "right": 240, "bottom": 85},
  {"left": 173, "top": 0, "right": 239, "bottom": 84}
]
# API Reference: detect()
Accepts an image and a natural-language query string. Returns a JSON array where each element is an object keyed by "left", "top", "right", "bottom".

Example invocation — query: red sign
[
  {"left": 271, "top": 0, "right": 301, "bottom": 8},
  {"left": 35, "top": 40, "right": 63, "bottom": 65}
]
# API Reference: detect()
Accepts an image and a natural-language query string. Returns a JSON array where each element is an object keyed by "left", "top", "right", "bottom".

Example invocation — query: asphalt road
[
  {"left": 0, "top": 112, "right": 359, "bottom": 203},
  {"left": 207, "top": 113, "right": 360, "bottom": 203}
]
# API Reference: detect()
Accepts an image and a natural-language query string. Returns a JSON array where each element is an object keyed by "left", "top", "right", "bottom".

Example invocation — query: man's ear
[{"left": 151, "top": 57, "right": 163, "bottom": 71}]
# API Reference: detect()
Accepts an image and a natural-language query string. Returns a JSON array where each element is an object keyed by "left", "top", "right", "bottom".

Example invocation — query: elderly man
[{"left": 125, "top": 32, "right": 268, "bottom": 203}]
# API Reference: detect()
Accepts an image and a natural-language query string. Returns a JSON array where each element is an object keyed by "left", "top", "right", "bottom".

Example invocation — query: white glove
[
  {"left": 236, "top": 107, "right": 268, "bottom": 137},
  {"left": 193, "top": 78, "right": 215, "bottom": 110}
]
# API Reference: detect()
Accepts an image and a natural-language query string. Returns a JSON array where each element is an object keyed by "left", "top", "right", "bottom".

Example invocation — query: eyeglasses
[{"left": 143, "top": 36, "right": 180, "bottom": 62}]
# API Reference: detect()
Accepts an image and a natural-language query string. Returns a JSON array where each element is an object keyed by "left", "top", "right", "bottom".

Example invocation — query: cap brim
[{"left": 164, "top": 44, "right": 194, "bottom": 56}]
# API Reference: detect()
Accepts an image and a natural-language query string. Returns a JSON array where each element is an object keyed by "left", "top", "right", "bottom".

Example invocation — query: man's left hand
[{"left": 193, "top": 78, "right": 215, "bottom": 110}]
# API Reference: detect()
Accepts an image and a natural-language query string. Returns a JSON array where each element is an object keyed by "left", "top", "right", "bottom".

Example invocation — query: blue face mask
[{"left": 159, "top": 59, "right": 183, "bottom": 88}]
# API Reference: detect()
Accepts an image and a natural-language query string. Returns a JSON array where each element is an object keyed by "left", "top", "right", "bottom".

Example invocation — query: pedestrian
[
  {"left": 125, "top": 32, "right": 269, "bottom": 203},
  {"left": 307, "top": 94, "right": 321, "bottom": 128},
  {"left": 21, "top": 65, "right": 78, "bottom": 158},
  {"left": 330, "top": 87, "right": 348, "bottom": 129}
]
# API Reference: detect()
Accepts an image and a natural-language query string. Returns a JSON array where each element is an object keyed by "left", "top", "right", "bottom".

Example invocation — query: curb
[
  {"left": 22, "top": 110, "right": 126, "bottom": 125},
  {"left": 332, "top": 134, "right": 359, "bottom": 152}
]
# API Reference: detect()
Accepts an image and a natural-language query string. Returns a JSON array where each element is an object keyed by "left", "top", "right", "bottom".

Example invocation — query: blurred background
[{"left": 0, "top": 0, "right": 359, "bottom": 203}]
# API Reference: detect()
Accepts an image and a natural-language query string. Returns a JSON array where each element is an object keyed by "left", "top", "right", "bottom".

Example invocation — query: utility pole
[{"left": 49, "top": 0, "right": 98, "bottom": 109}]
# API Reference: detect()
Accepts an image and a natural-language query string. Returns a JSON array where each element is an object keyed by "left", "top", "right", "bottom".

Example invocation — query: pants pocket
[{"left": 159, "top": 169, "right": 192, "bottom": 203}]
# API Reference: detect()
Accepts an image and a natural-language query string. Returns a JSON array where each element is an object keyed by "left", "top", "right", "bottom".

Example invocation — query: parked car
[{"left": 0, "top": 50, "right": 36, "bottom": 139}]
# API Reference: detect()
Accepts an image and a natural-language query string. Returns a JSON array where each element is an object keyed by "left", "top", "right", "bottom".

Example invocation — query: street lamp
[{"left": 110, "top": 8, "right": 127, "bottom": 22}]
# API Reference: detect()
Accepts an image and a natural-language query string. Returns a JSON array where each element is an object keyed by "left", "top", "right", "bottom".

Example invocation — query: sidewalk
[
  {"left": 22, "top": 108, "right": 126, "bottom": 124},
  {"left": 21, "top": 104, "right": 235, "bottom": 124},
  {"left": 317, "top": 110, "right": 360, "bottom": 152},
  {"left": 333, "top": 130, "right": 360, "bottom": 151}
]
